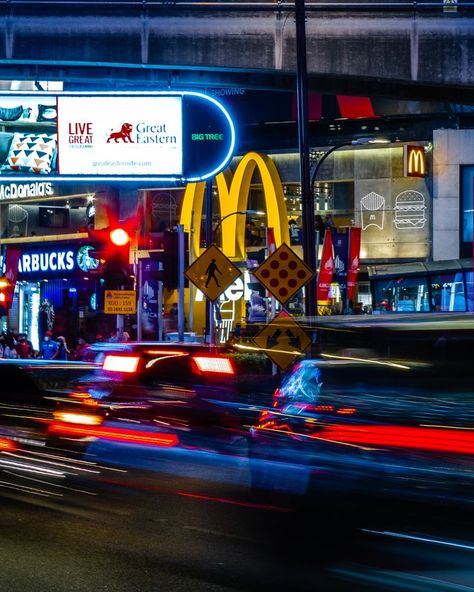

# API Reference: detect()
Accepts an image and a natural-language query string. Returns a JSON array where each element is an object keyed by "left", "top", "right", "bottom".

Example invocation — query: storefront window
[
  {"left": 372, "top": 275, "right": 430, "bottom": 313},
  {"left": 466, "top": 271, "right": 473, "bottom": 312},
  {"left": 430, "top": 273, "right": 467, "bottom": 312},
  {"left": 461, "top": 166, "right": 474, "bottom": 257}
]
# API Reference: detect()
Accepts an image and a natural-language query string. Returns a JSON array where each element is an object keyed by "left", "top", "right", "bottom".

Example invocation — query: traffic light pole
[
  {"left": 177, "top": 224, "right": 185, "bottom": 341},
  {"left": 205, "top": 180, "right": 215, "bottom": 345}
]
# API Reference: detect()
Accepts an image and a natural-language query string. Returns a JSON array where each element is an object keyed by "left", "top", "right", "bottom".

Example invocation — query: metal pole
[
  {"left": 137, "top": 258, "right": 143, "bottom": 341},
  {"left": 295, "top": 0, "right": 316, "bottom": 318},
  {"left": 188, "top": 210, "right": 194, "bottom": 332},
  {"left": 157, "top": 275, "right": 163, "bottom": 341},
  {"left": 205, "top": 180, "right": 214, "bottom": 344},
  {"left": 177, "top": 224, "right": 185, "bottom": 341}
]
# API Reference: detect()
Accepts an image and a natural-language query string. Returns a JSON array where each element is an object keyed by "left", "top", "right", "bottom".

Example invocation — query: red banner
[
  {"left": 5, "top": 246, "right": 21, "bottom": 286},
  {"left": 347, "top": 227, "right": 361, "bottom": 301},
  {"left": 266, "top": 227, "right": 276, "bottom": 255},
  {"left": 317, "top": 228, "right": 334, "bottom": 303}
]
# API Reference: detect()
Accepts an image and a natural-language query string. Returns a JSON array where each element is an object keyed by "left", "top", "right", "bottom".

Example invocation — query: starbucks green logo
[{"left": 77, "top": 245, "right": 100, "bottom": 272}]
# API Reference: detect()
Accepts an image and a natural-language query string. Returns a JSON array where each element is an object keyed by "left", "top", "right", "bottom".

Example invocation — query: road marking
[{"left": 361, "top": 529, "right": 474, "bottom": 552}]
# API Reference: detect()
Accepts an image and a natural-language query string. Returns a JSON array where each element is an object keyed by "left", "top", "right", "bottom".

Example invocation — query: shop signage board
[
  {"left": 104, "top": 290, "right": 137, "bottom": 314},
  {"left": 185, "top": 244, "right": 241, "bottom": 302},
  {"left": 253, "top": 243, "right": 315, "bottom": 305},
  {"left": 0, "top": 91, "right": 235, "bottom": 182},
  {"left": 253, "top": 310, "right": 311, "bottom": 371}
]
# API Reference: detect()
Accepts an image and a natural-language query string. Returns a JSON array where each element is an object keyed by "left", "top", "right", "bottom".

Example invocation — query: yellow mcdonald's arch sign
[
  {"left": 404, "top": 145, "right": 426, "bottom": 177},
  {"left": 180, "top": 152, "right": 290, "bottom": 259}
]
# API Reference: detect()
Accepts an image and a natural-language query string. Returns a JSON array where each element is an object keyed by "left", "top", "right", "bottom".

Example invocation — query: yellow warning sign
[
  {"left": 104, "top": 290, "right": 137, "bottom": 315},
  {"left": 253, "top": 243, "right": 315, "bottom": 305},
  {"left": 253, "top": 310, "right": 311, "bottom": 371},
  {"left": 185, "top": 244, "right": 241, "bottom": 302}
]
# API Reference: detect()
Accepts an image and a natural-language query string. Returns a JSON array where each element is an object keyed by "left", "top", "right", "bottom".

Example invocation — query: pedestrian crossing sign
[{"left": 185, "top": 243, "right": 241, "bottom": 302}]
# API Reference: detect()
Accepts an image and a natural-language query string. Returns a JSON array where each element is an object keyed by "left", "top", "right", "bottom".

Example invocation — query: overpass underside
[{"left": 0, "top": 1, "right": 474, "bottom": 103}]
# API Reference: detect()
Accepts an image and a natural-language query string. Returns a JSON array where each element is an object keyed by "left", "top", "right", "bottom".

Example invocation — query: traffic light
[
  {"left": 149, "top": 230, "right": 188, "bottom": 290},
  {"left": 87, "top": 226, "right": 132, "bottom": 289},
  {"left": 0, "top": 276, "right": 13, "bottom": 317}
]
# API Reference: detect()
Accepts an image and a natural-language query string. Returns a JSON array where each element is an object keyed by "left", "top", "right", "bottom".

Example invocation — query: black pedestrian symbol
[{"left": 205, "top": 258, "right": 222, "bottom": 288}]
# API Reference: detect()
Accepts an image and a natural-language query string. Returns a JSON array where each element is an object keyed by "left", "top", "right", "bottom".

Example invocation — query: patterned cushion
[{"left": 1, "top": 132, "right": 57, "bottom": 174}]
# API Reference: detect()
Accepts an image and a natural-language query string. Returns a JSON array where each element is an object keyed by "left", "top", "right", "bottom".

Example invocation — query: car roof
[{"left": 87, "top": 342, "right": 230, "bottom": 354}]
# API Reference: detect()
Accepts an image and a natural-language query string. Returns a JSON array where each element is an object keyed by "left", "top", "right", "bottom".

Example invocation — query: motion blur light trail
[
  {"left": 315, "top": 424, "right": 474, "bottom": 455},
  {"left": 362, "top": 529, "right": 474, "bottom": 552},
  {"left": 49, "top": 422, "right": 179, "bottom": 447}
]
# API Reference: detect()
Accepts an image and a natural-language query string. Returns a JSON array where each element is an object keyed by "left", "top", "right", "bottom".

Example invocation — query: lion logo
[{"left": 107, "top": 123, "right": 134, "bottom": 143}]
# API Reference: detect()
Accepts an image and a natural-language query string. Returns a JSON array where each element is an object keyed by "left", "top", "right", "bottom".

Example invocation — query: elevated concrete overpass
[{"left": 1, "top": 1, "right": 474, "bottom": 102}]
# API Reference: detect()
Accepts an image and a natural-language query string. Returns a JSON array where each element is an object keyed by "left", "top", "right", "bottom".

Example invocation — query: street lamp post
[
  {"left": 212, "top": 209, "right": 262, "bottom": 244},
  {"left": 310, "top": 137, "right": 390, "bottom": 314},
  {"left": 295, "top": 0, "right": 315, "bottom": 319},
  {"left": 206, "top": 209, "right": 262, "bottom": 345}
]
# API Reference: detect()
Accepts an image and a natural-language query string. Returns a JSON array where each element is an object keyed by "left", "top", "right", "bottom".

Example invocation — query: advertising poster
[
  {"left": 317, "top": 229, "right": 334, "bottom": 303},
  {"left": 0, "top": 92, "right": 234, "bottom": 181},
  {"left": 57, "top": 96, "right": 182, "bottom": 176},
  {"left": 332, "top": 231, "right": 348, "bottom": 304},
  {"left": 347, "top": 227, "right": 362, "bottom": 301}
]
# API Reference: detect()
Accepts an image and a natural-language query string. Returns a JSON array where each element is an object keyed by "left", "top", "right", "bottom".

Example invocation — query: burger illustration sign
[{"left": 0, "top": 91, "right": 235, "bottom": 182}]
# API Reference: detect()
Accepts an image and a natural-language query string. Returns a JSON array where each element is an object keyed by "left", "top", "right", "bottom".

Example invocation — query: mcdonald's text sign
[{"left": 404, "top": 145, "right": 426, "bottom": 178}]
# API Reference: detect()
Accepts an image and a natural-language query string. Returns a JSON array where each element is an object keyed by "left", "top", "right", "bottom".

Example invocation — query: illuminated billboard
[{"left": 0, "top": 91, "right": 235, "bottom": 182}]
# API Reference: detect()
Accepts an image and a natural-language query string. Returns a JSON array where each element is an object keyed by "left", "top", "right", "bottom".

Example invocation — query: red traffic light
[
  {"left": 0, "top": 277, "right": 13, "bottom": 315},
  {"left": 109, "top": 227, "right": 130, "bottom": 247}
]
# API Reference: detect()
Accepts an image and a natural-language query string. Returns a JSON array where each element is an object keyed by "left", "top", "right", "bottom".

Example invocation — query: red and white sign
[
  {"left": 57, "top": 96, "right": 183, "bottom": 176},
  {"left": 317, "top": 229, "right": 334, "bottom": 303},
  {"left": 347, "top": 227, "right": 361, "bottom": 301}
]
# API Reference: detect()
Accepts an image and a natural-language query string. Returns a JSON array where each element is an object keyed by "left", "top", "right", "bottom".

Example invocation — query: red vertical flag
[
  {"left": 266, "top": 227, "right": 276, "bottom": 255},
  {"left": 317, "top": 229, "right": 334, "bottom": 303},
  {"left": 347, "top": 227, "right": 361, "bottom": 301},
  {"left": 5, "top": 246, "right": 21, "bottom": 285}
]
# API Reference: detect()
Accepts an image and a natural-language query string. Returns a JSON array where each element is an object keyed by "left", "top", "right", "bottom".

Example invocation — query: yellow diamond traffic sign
[
  {"left": 253, "top": 310, "right": 311, "bottom": 371},
  {"left": 185, "top": 244, "right": 241, "bottom": 302},
  {"left": 253, "top": 243, "right": 315, "bottom": 305}
]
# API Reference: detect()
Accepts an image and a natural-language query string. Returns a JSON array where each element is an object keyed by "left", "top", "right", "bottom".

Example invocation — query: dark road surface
[{"left": 1, "top": 466, "right": 473, "bottom": 592}]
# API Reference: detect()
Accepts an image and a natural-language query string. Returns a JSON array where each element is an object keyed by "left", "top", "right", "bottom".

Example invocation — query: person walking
[
  {"left": 54, "top": 336, "right": 70, "bottom": 360},
  {"left": 40, "top": 331, "right": 58, "bottom": 360},
  {"left": 15, "top": 333, "right": 32, "bottom": 359}
]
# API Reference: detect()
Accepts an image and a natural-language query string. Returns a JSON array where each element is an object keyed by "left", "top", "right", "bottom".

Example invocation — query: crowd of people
[
  {"left": 0, "top": 327, "right": 133, "bottom": 361},
  {"left": 0, "top": 331, "right": 73, "bottom": 360}
]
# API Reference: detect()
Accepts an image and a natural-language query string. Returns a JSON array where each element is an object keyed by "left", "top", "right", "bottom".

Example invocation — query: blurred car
[
  {"left": 248, "top": 354, "right": 474, "bottom": 513},
  {"left": 0, "top": 358, "right": 97, "bottom": 449},
  {"left": 47, "top": 342, "right": 266, "bottom": 486}
]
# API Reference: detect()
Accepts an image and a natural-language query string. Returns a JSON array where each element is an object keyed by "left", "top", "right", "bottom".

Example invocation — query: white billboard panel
[{"left": 57, "top": 96, "right": 182, "bottom": 175}]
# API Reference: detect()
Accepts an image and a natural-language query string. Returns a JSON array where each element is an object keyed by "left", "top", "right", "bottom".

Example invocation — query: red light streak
[
  {"left": 0, "top": 438, "right": 17, "bottom": 452},
  {"left": 48, "top": 422, "right": 178, "bottom": 447},
  {"left": 317, "top": 424, "right": 474, "bottom": 455}
]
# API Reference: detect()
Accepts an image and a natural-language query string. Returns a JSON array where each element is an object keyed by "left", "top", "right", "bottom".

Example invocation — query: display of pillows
[
  {"left": 36, "top": 104, "right": 57, "bottom": 122},
  {"left": 1, "top": 132, "right": 57, "bottom": 174},
  {"left": 0, "top": 105, "right": 24, "bottom": 121}
]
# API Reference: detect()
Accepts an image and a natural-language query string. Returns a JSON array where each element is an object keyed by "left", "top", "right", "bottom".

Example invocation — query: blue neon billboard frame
[{"left": 0, "top": 91, "right": 236, "bottom": 182}]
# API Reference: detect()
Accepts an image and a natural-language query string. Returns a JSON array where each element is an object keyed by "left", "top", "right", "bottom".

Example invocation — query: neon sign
[
  {"left": 0, "top": 91, "right": 235, "bottom": 182},
  {"left": 404, "top": 145, "right": 426, "bottom": 177},
  {"left": 180, "top": 152, "right": 290, "bottom": 259}
]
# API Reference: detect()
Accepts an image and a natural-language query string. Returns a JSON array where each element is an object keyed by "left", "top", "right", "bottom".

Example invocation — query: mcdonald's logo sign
[
  {"left": 180, "top": 152, "right": 290, "bottom": 260},
  {"left": 404, "top": 145, "right": 426, "bottom": 178}
]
